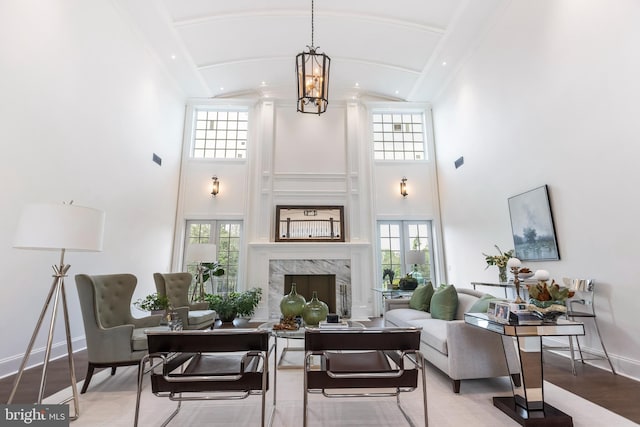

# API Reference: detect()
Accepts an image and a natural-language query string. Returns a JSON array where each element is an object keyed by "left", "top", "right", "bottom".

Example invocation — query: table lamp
[
  {"left": 406, "top": 250, "right": 426, "bottom": 284},
  {"left": 9, "top": 202, "right": 105, "bottom": 420},
  {"left": 186, "top": 243, "right": 217, "bottom": 301}
]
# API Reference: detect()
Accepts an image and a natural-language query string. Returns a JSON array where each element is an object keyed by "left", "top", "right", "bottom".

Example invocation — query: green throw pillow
[
  {"left": 430, "top": 284, "right": 458, "bottom": 320},
  {"left": 467, "top": 294, "right": 498, "bottom": 314},
  {"left": 409, "top": 283, "right": 434, "bottom": 312}
]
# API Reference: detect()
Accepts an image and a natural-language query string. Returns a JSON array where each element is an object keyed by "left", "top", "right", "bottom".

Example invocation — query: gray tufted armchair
[
  {"left": 153, "top": 272, "right": 216, "bottom": 329},
  {"left": 75, "top": 273, "right": 164, "bottom": 393}
]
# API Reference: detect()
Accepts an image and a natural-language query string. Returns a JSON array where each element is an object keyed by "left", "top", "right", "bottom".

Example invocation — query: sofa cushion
[
  {"left": 385, "top": 308, "right": 432, "bottom": 327},
  {"left": 430, "top": 285, "right": 459, "bottom": 321},
  {"left": 407, "top": 319, "right": 448, "bottom": 355},
  {"left": 409, "top": 283, "right": 434, "bottom": 312},
  {"left": 467, "top": 293, "right": 498, "bottom": 313}
]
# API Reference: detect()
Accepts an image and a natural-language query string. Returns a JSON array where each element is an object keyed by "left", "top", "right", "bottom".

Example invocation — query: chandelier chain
[{"left": 311, "top": 0, "right": 315, "bottom": 48}]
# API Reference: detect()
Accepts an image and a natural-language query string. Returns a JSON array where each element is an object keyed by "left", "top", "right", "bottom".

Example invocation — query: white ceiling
[{"left": 114, "top": 0, "right": 506, "bottom": 103}]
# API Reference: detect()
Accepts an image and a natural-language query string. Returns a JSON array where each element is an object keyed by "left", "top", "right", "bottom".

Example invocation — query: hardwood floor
[{"left": 1, "top": 322, "right": 639, "bottom": 425}]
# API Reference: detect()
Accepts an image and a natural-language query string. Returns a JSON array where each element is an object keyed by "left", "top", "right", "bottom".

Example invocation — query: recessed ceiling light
[
  {"left": 395, "top": 90, "right": 399, "bottom": 95},
  {"left": 355, "top": 82, "right": 359, "bottom": 87},
  {"left": 219, "top": 87, "right": 224, "bottom": 91},
  {"left": 170, "top": 54, "right": 176, "bottom": 60},
  {"left": 260, "top": 81, "right": 267, "bottom": 86},
  {"left": 442, "top": 61, "right": 447, "bottom": 66}
]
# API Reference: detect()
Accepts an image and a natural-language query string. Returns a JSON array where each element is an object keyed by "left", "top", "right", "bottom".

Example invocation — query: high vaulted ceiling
[{"left": 114, "top": 0, "right": 505, "bottom": 103}]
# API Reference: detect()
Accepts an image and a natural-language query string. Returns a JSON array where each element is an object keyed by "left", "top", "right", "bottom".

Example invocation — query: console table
[
  {"left": 464, "top": 312, "right": 585, "bottom": 427},
  {"left": 471, "top": 281, "right": 532, "bottom": 299}
]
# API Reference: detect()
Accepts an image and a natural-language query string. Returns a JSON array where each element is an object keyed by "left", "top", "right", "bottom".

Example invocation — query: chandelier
[{"left": 296, "top": 0, "right": 330, "bottom": 115}]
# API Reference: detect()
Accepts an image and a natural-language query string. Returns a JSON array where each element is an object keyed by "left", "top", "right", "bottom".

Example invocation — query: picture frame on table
[
  {"left": 508, "top": 185, "right": 560, "bottom": 261},
  {"left": 487, "top": 300, "right": 498, "bottom": 317},
  {"left": 494, "top": 302, "right": 511, "bottom": 324}
]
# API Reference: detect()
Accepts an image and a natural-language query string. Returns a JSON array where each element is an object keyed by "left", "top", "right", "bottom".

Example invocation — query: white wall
[
  {"left": 433, "top": 0, "right": 640, "bottom": 379},
  {"left": 175, "top": 99, "right": 443, "bottom": 319},
  {"left": 0, "top": 0, "right": 185, "bottom": 377}
]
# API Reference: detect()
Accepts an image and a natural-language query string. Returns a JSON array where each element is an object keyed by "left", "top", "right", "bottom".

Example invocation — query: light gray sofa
[{"left": 384, "top": 287, "right": 520, "bottom": 393}]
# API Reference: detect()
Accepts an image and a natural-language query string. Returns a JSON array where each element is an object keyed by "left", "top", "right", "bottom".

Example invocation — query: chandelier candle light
[{"left": 296, "top": 0, "right": 330, "bottom": 114}]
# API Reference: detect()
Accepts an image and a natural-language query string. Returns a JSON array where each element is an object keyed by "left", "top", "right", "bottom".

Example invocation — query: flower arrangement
[
  {"left": 382, "top": 268, "right": 395, "bottom": 283},
  {"left": 482, "top": 245, "right": 515, "bottom": 269},
  {"left": 483, "top": 245, "right": 514, "bottom": 283}
]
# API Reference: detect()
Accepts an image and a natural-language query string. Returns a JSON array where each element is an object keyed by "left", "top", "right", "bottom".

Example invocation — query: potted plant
[
  {"left": 204, "top": 288, "right": 262, "bottom": 323},
  {"left": 482, "top": 245, "right": 514, "bottom": 283},
  {"left": 134, "top": 293, "right": 170, "bottom": 314}
]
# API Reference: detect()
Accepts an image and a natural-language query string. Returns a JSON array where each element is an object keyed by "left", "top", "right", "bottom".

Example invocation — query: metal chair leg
[
  {"left": 592, "top": 318, "right": 616, "bottom": 374},
  {"left": 568, "top": 336, "right": 577, "bottom": 376}
]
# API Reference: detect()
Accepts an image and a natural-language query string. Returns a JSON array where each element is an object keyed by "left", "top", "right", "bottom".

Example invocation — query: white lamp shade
[
  {"left": 186, "top": 243, "right": 217, "bottom": 263},
  {"left": 506, "top": 257, "right": 522, "bottom": 268},
  {"left": 406, "top": 250, "right": 425, "bottom": 266},
  {"left": 534, "top": 269, "right": 550, "bottom": 281},
  {"left": 14, "top": 203, "right": 105, "bottom": 251}
]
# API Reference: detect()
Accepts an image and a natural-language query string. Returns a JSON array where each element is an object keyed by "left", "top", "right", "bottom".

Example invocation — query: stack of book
[{"left": 319, "top": 320, "right": 350, "bottom": 328}]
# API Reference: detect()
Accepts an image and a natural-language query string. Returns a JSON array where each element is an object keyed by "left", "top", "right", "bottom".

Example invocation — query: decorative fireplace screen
[{"left": 275, "top": 205, "right": 345, "bottom": 242}]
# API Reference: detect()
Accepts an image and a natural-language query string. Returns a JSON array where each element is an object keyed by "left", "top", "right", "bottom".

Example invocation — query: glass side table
[
  {"left": 464, "top": 312, "right": 584, "bottom": 426},
  {"left": 258, "top": 320, "right": 364, "bottom": 369}
]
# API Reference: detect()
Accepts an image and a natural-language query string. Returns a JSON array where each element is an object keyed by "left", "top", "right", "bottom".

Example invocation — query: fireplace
[
  {"left": 285, "top": 274, "right": 336, "bottom": 313},
  {"left": 268, "top": 259, "right": 351, "bottom": 319}
]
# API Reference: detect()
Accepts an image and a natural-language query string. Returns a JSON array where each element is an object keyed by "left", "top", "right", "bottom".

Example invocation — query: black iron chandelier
[{"left": 296, "top": 0, "right": 330, "bottom": 115}]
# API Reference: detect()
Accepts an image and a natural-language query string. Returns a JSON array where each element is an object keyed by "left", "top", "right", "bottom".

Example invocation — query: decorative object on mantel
[
  {"left": 275, "top": 205, "right": 344, "bottom": 242},
  {"left": 483, "top": 245, "right": 514, "bottom": 283},
  {"left": 302, "top": 291, "right": 329, "bottom": 326},
  {"left": 280, "top": 282, "right": 306, "bottom": 318}
]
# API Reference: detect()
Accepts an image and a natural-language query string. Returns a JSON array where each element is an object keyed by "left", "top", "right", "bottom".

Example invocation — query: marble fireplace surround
[{"left": 268, "top": 259, "right": 351, "bottom": 320}]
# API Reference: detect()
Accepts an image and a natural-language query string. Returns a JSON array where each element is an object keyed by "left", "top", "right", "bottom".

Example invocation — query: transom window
[
  {"left": 184, "top": 220, "right": 242, "bottom": 294},
  {"left": 372, "top": 112, "right": 426, "bottom": 160},
  {"left": 192, "top": 109, "right": 248, "bottom": 159}
]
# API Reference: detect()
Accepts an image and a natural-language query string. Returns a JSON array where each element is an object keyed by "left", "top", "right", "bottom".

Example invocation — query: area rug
[{"left": 45, "top": 350, "right": 636, "bottom": 427}]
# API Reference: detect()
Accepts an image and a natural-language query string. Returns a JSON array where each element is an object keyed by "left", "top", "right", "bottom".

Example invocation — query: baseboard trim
[{"left": 0, "top": 337, "right": 87, "bottom": 380}]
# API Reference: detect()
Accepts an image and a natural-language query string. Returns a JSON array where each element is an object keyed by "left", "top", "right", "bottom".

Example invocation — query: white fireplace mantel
[{"left": 247, "top": 241, "right": 373, "bottom": 321}]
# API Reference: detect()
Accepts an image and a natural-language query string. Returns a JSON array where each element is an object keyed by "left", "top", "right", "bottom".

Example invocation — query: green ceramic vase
[
  {"left": 280, "top": 283, "right": 306, "bottom": 318},
  {"left": 302, "top": 291, "right": 329, "bottom": 326}
]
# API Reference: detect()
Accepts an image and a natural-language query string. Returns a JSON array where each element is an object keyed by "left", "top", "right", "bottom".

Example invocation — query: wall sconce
[
  {"left": 400, "top": 177, "right": 408, "bottom": 198},
  {"left": 211, "top": 176, "right": 220, "bottom": 197}
]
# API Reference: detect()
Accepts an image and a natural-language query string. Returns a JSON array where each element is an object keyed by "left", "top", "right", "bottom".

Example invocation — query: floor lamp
[
  {"left": 9, "top": 202, "right": 105, "bottom": 420},
  {"left": 186, "top": 243, "right": 216, "bottom": 302}
]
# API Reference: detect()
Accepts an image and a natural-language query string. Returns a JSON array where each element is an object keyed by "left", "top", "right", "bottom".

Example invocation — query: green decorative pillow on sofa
[
  {"left": 468, "top": 293, "right": 501, "bottom": 314},
  {"left": 408, "top": 283, "right": 434, "bottom": 312},
  {"left": 430, "top": 284, "right": 458, "bottom": 320}
]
